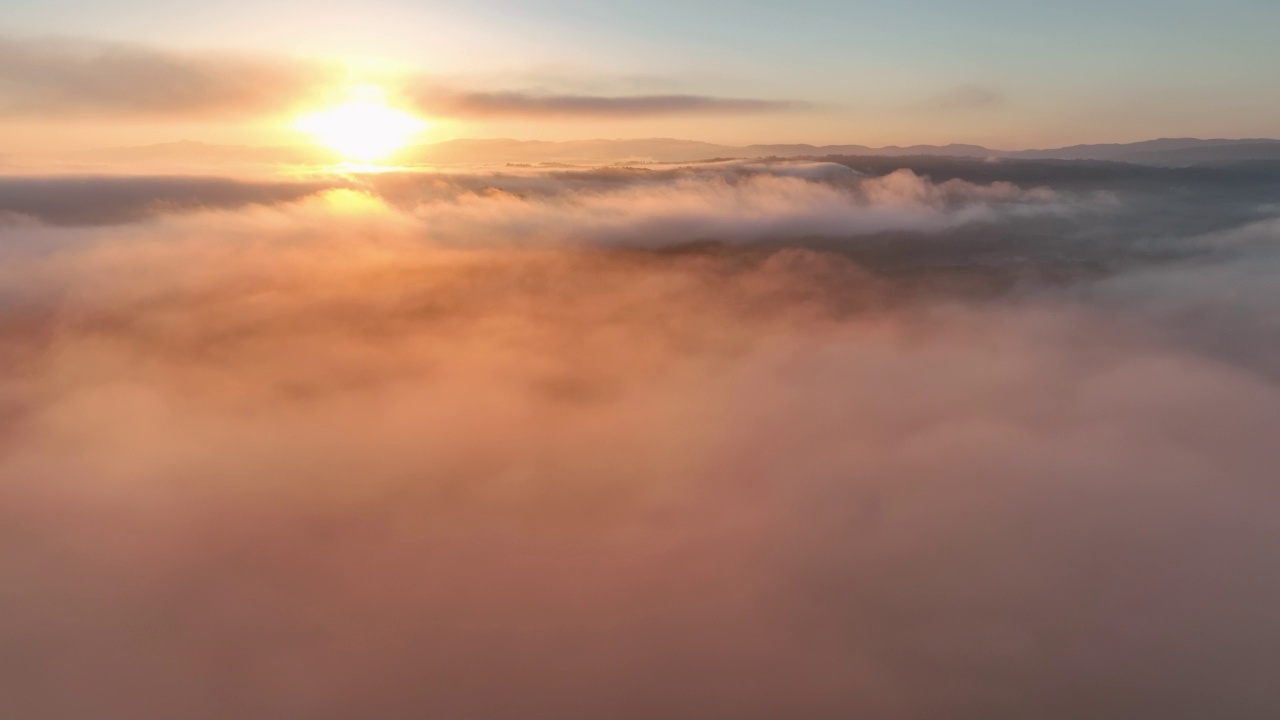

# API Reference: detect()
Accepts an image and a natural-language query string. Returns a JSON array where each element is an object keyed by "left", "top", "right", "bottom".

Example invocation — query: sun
[{"left": 295, "top": 85, "right": 429, "bottom": 162}]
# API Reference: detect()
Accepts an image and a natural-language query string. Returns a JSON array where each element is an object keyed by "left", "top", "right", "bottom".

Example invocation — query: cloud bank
[
  {"left": 0, "top": 161, "right": 1071, "bottom": 237},
  {"left": 0, "top": 175, "right": 336, "bottom": 225},
  {"left": 1, "top": 160, "right": 1279, "bottom": 719}
]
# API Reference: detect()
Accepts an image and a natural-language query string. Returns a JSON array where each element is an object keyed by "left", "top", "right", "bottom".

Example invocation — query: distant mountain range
[
  {"left": 405, "top": 136, "right": 1280, "bottom": 166},
  {"left": 8, "top": 137, "right": 1280, "bottom": 170}
]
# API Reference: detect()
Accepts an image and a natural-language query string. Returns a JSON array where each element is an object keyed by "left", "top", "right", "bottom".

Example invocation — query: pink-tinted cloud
[{"left": 1, "top": 163, "right": 1278, "bottom": 719}]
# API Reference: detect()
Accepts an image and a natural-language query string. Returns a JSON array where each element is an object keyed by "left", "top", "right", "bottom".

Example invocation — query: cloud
[
  {"left": 0, "top": 36, "right": 327, "bottom": 118},
  {"left": 1, "top": 161, "right": 1279, "bottom": 718},
  {"left": 416, "top": 89, "right": 805, "bottom": 119},
  {"left": 0, "top": 175, "right": 337, "bottom": 225},
  {"left": 368, "top": 164, "right": 1076, "bottom": 249},
  {"left": 0, "top": 162, "right": 1076, "bottom": 240},
  {"left": 0, "top": 35, "right": 802, "bottom": 123}
]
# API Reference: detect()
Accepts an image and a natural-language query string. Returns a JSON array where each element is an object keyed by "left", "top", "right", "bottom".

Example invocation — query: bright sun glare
[{"left": 295, "top": 85, "right": 429, "bottom": 162}]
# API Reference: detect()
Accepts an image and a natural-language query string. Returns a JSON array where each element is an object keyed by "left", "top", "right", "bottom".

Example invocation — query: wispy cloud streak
[
  {"left": 0, "top": 37, "right": 325, "bottom": 117},
  {"left": 418, "top": 90, "right": 805, "bottom": 118}
]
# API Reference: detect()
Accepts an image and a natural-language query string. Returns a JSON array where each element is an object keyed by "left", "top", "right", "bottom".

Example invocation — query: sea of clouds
[{"left": 1, "top": 159, "right": 1279, "bottom": 719}]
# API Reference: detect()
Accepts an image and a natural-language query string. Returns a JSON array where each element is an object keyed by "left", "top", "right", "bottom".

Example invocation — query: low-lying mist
[{"left": 2, "top": 159, "right": 1279, "bottom": 719}]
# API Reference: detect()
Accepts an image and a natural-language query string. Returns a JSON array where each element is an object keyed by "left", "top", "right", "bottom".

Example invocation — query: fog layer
[{"left": 1, "top": 160, "right": 1278, "bottom": 719}]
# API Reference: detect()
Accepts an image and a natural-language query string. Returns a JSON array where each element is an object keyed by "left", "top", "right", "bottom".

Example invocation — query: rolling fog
[{"left": 1, "top": 158, "right": 1279, "bottom": 718}]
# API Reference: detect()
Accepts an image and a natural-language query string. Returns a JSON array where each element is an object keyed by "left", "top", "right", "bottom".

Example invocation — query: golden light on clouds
[
  {"left": 295, "top": 85, "right": 428, "bottom": 162},
  {"left": 319, "top": 188, "right": 390, "bottom": 213}
]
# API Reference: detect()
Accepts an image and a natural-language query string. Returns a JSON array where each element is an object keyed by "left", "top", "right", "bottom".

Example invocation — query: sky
[
  {"left": 2, "top": 0, "right": 1279, "bottom": 150},
  {"left": 4, "top": 3, "right": 1280, "bottom": 716}
]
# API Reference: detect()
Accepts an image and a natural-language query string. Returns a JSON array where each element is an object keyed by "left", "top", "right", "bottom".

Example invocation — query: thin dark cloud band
[{"left": 417, "top": 90, "right": 806, "bottom": 119}]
